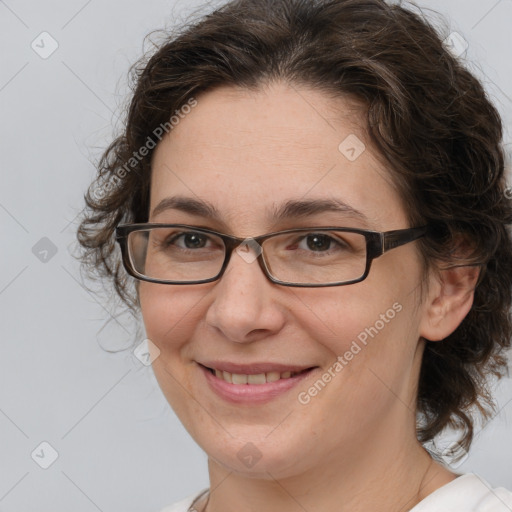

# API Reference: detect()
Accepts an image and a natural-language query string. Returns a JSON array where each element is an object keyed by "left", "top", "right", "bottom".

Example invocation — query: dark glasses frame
[{"left": 115, "top": 223, "right": 428, "bottom": 287}]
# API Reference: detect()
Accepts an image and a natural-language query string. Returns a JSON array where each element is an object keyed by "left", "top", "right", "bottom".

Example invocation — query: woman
[{"left": 77, "top": 0, "right": 512, "bottom": 510}]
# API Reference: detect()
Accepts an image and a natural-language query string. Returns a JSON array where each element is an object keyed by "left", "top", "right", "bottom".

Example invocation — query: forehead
[{"left": 149, "top": 81, "right": 407, "bottom": 233}]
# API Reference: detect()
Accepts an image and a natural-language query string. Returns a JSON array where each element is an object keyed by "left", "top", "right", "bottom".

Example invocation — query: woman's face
[{"left": 140, "top": 81, "right": 429, "bottom": 478}]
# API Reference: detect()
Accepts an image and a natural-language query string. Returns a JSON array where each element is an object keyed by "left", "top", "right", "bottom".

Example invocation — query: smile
[
  {"left": 198, "top": 363, "right": 318, "bottom": 404},
  {"left": 203, "top": 366, "right": 310, "bottom": 384}
]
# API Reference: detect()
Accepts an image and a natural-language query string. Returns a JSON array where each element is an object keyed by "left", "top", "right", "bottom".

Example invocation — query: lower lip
[{"left": 199, "top": 364, "right": 317, "bottom": 405}]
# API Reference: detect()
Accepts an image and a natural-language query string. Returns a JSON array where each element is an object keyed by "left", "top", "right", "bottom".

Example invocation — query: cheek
[
  {"left": 298, "top": 282, "right": 408, "bottom": 354},
  {"left": 139, "top": 284, "right": 171, "bottom": 342},
  {"left": 298, "top": 274, "right": 421, "bottom": 396},
  {"left": 138, "top": 283, "right": 204, "bottom": 417},
  {"left": 139, "top": 283, "right": 206, "bottom": 357}
]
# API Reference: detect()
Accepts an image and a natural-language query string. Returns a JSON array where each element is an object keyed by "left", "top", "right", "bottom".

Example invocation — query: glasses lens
[
  {"left": 262, "top": 230, "right": 368, "bottom": 285},
  {"left": 127, "top": 227, "right": 225, "bottom": 282}
]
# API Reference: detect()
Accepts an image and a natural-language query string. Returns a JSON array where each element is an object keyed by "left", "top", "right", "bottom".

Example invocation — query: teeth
[
  {"left": 232, "top": 373, "right": 248, "bottom": 384},
  {"left": 247, "top": 373, "right": 266, "bottom": 384},
  {"left": 266, "top": 371, "right": 281, "bottom": 382},
  {"left": 211, "top": 368, "right": 302, "bottom": 384}
]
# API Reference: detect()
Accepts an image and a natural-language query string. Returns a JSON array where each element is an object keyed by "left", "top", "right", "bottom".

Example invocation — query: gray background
[{"left": 0, "top": 1, "right": 511, "bottom": 511}]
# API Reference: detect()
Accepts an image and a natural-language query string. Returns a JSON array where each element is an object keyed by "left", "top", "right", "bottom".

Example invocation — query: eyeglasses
[{"left": 115, "top": 223, "right": 427, "bottom": 287}]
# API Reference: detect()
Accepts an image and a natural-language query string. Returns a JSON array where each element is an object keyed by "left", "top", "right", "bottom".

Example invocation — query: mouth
[
  {"left": 200, "top": 364, "right": 316, "bottom": 385},
  {"left": 198, "top": 362, "right": 319, "bottom": 404}
]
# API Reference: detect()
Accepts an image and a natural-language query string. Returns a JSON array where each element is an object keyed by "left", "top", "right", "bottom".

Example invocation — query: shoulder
[
  {"left": 157, "top": 488, "right": 209, "bottom": 512},
  {"left": 411, "top": 473, "right": 512, "bottom": 512}
]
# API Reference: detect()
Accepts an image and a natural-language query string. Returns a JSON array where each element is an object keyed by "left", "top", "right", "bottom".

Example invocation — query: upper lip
[{"left": 198, "top": 361, "right": 317, "bottom": 375}]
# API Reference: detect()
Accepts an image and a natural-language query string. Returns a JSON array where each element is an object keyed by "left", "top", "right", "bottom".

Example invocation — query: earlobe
[{"left": 419, "top": 264, "right": 480, "bottom": 342}]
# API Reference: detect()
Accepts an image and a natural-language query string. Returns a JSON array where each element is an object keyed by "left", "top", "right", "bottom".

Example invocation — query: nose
[{"left": 204, "top": 244, "right": 286, "bottom": 343}]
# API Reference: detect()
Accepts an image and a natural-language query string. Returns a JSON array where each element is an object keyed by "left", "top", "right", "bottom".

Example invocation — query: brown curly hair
[{"left": 77, "top": 0, "right": 512, "bottom": 454}]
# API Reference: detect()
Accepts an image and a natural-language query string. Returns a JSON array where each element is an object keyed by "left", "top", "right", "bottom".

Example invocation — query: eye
[
  {"left": 167, "top": 231, "right": 211, "bottom": 250},
  {"left": 295, "top": 233, "right": 350, "bottom": 253},
  {"left": 300, "top": 233, "right": 336, "bottom": 251}
]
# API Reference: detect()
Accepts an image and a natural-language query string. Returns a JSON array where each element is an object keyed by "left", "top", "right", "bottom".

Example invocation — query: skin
[{"left": 139, "top": 81, "right": 479, "bottom": 512}]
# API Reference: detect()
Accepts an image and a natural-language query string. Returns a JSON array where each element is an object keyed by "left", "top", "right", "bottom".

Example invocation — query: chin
[{"left": 200, "top": 432, "right": 314, "bottom": 479}]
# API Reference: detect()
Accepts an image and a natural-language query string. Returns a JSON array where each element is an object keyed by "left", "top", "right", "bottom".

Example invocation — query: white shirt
[{"left": 158, "top": 474, "right": 512, "bottom": 512}]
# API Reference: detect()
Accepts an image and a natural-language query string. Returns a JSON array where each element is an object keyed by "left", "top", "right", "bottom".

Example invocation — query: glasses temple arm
[{"left": 382, "top": 226, "right": 428, "bottom": 253}]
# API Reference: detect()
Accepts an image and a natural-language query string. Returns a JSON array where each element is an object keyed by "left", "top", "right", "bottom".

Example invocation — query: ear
[{"left": 419, "top": 264, "right": 480, "bottom": 342}]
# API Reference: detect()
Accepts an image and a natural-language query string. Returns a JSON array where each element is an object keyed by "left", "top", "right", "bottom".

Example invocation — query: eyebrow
[{"left": 151, "top": 195, "right": 368, "bottom": 224}]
